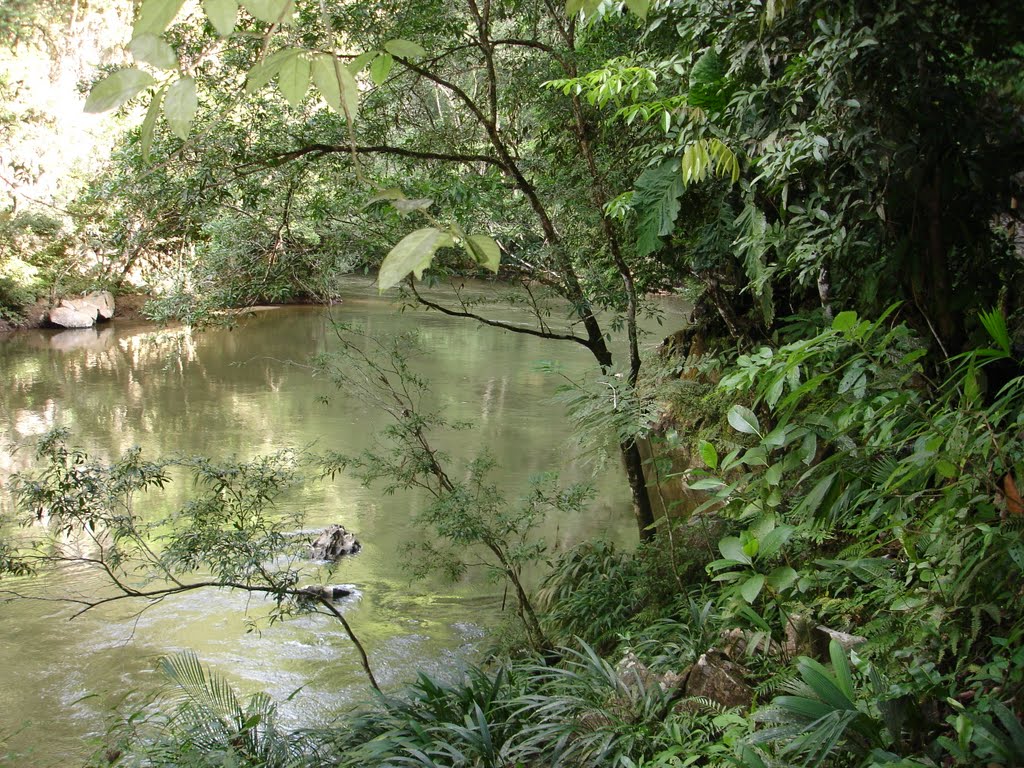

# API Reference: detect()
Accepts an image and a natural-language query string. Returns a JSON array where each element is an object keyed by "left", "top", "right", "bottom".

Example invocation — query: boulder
[
  {"left": 49, "top": 303, "right": 98, "bottom": 328},
  {"left": 615, "top": 651, "right": 685, "bottom": 694},
  {"left": 681, "top": 651, "right": 753, "bottom": 711},
  {"left": 82, "top": 291, "right": 115, "bottom": 319},
  {"left": 816, "top": 625, "right": 867, "bottom": 653},
  {"left": 309, "top": 524, "right": 361, "bottom": 560},
  {"left": 298, "top": 584, "right": 353, "bottom": 600}
]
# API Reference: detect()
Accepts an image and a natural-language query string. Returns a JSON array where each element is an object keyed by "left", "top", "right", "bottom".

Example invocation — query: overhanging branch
[
  {"left": 259, "top": 143, "right": 507, "bottom": 170},
  {"left": 410, "top": 282, "right": 593, "bottom": 350}
]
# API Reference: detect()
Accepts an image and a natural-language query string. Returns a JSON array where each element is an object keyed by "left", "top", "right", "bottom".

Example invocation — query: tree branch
[
  {"left": 255, "top": 143, "right": 508, "bottom": 171},
  {"left": 409, "top": 282, "right": 594, "bottom": 350}
]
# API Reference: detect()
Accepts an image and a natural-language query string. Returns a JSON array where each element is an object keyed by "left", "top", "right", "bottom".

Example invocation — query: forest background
[{"left": 2, "top": 0, "right": 1024, "bottom": 766}]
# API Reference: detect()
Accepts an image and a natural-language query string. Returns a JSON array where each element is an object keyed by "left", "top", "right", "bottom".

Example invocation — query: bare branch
[{"left": 409, "top": 282, "right": 594, "bottom": 350}]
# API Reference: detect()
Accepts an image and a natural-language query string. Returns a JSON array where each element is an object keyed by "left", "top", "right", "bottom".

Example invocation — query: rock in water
[
  {"left": 298, "top": 584, "right": 353, "bottom": 600},
  {"left": 49, "top": 304, "right": 98, "bottom": 328},
  {"left": 82, "top": 291, "right": 115, "bottom": 319},
  {"left": 309, "top": 524, "right": 361, "bottom": 560}
]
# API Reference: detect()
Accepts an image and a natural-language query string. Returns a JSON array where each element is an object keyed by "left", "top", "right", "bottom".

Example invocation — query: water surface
[{"left": 0, "top": 279, "right": 684, "bottom": 765}]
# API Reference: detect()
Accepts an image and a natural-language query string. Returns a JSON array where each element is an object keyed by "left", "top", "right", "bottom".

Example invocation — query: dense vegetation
[{"left": 2, "top": 0, "right": 1023, "bottom": 765}]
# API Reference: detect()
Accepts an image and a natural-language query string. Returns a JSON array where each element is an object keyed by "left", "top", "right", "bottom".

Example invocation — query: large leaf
[
  {"left": 245, "top": 48, "right": 300, "bottom": 93},
  {"left": 348, "top": 51, "right": 377, "bottom": 74},
  {"left": 699, "top": 439, "right": 718, "bottom": 469},
  {"left": 378, "top": 228, "right": 455, "bottom": 292},
  {"left": 740, "top": 574, "right": 765, "bottom": 603},
  {"left": 383, "top": 39, "right": 426, "bottom": 59},
  {"left": 464, "top": 235, "right": 501, "bottom": 273},
  {"left": 728, "top": 404, "right": 761, "bottom": 435},
  {"left": 766, "top": 565, "right": 798, "bottom": 593},
  {"left": 688, "top": 49, "right": 727, "bottom": 111},
  {"left": 140, "top": 86, "right": 166, "bottom": 161},
  {"left": 84, "top": 68, "right": 155, "bottom": 113},
  {"left": 633, "top": 159, "right": 684, "bottom": 257},
  {"left": 203, "top": 0, "right": 238, "bottom": 36},
  {"left": 718, "top": 536, "right": 752, "bottom": 565},
  {"left": 163, "top": 76, "right": 197, "bottom": 140},
  {"left": 277, "top": 53, "right": 310, "bottom": 107},
  {"left": 758, "top": 523, "right": 795, "bottom": 558},
  {"left": 370, "top": 53, "right": 394, "bottom": 86},
  {"left": 241, "top": 0, "right": 295, "bottom": 24},
  {"left": 311, "top": 54, "right": 359, "bottom": 120},
  {"left": 128, "top": 33, "right": 177, "bottom": 70},
  {"left": 133, "top": 0, "right": 185, "bottom": 37}
]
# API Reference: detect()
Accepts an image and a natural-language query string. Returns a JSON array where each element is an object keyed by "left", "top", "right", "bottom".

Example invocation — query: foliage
[
  {"left": 96, "top": 652, "right": 325, "bottom": 768},
  {"left": 5, "top": 429, "right": 379, "bottom": 689},
  {"left": 317, "top": 325, "right": 587, "bottom": 651}
]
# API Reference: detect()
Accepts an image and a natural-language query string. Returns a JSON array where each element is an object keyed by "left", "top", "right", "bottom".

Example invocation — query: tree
[
  {"left": 84, "top": 0, "right": 668, "bottom": 539},
  {"left": 5, "top": 429, "right": 380, "bottom": 691}
]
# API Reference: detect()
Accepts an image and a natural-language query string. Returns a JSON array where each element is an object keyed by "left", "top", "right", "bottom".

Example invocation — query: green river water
[{"left": 0, "top": 278, "right": 686, "bottom": 766}]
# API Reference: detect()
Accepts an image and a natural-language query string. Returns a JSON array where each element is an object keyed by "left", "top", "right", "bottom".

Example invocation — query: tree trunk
[{"left": 621, "top": 439, "right": 655, "bottom": 541}]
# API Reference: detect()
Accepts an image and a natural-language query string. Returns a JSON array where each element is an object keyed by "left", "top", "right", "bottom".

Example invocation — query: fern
[{"left": 633, "top": 159, "right": 686, "bottom": 256}]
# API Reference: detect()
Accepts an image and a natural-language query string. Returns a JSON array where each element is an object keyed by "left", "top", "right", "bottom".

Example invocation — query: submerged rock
[
  {"left": 298, "top": 584, "right": 354, "bottom": 600},
  {"left": 309, "top": 524, "right": 361, "bottom": 560}
]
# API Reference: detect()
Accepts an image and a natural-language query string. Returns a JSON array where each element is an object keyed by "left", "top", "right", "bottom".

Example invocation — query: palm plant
[{"left": 117, "top": 652, "right": 323, "bottom": 768}]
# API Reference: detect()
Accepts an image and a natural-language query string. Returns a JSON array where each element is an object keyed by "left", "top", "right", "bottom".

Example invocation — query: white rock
[{"left": 49, "top": 305, "right": 97, "bottom": 328}]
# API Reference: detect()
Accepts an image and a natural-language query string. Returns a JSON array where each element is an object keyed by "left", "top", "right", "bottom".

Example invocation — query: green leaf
[
  {"left": 378, "top": 228, "right": 455, "bottom": 292},
  {"left": 689, "top": 477, "right": 727, "bottom": 491},
  {"left": 84, "top": 68, "right": 155, "bottom": 113},
  {"left": 128, "top": 33, "right": 177, "bottom": 70},
  {"left": 832, "top": 310, "right": 858, "bottom": 332},
  {"left": 699, "top": 440, "right": 718, "bottom": 470},
  {"left": 740, "top": 573, "right": 765, "bottom": 603},
  {"left": 140, "top": 86, "right": 166, "bottom": 161},
  {"left": 277, "top": 52, "right": 310, "bottom": 107},
  {"left": 718, "top": 536, "right": 751, "bottom": 565},
  {"left": 245, "top": 48, "right": 300, "bottom": 93},
  {"left": 133, "top": 0, "right": 185, "bottom": 37},
  {"left": 203, "top": 0, "right": 238, "bottom": 36},
  {"left": 792, "top": 472, "right": 837, "bottom": 519},
  {"left": 163, "top": 76, "right": 197, "bottom": 140},
  {"left": 799, "top": 657, "right": 855, "bottom": 710},
  {"left": 979, "top": 307, "right": 1012, "bottom": 356},
  {"left": 565, "top": 0, "right": 584, "bottom": 14},
  {"left": 392, "top": 198, "right": 433, "bottom": 215},
  {"left": 363, "top": 187, "right": 406, "bottom": 207},
  {"left": 728, "top": 404, "right": 761, "bottom": 435},
  {"left": 633, "top": 159, "right": 684, "bottom": 257},
  {"left": 829, "top": 640, "right": 856, "bottom": 701},
  {"left": 766, "top": 565, "right": 798, "bottom": 592},
  {"left": 801, "top": 431, "right": 818, "bottom": 465},
  {"left": 707, "top": 138, "right": 740, "bottom": 183},
  {"left": 383, "top": 39, "right": 426, "bottom": 59},
  {"left": 624, "top": 0, "right": 649, "bottom": 18},
  {"left": 688, "top": 49, "right": 726, "bottom": 111},
  {"left": 347, "top": 51, "right": 377, "bottom": 74},
  {"left": 370, "top": 53, "right": 394, "bottom": 86},
  {"left": 241, "top": 0, "right": 295, "bottom": 24},
  {"left": 312, "top": 54, "right": 359, "bottom": 120},
  {"left": 759, "top": 524, "right": 794, "bottom": 558},
  {"left": 464, "top": 235, "right": 501, "bottom": 273}
]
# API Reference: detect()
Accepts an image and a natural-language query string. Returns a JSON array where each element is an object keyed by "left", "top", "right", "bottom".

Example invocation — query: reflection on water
[{"left": 0, "top": 279, "right": 684, "bottom": 766}]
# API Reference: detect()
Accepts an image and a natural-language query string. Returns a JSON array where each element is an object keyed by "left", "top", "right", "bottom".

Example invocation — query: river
[{"left": 0, "top": 278, "right": 686, "bottom": 765}]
